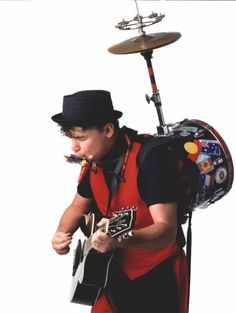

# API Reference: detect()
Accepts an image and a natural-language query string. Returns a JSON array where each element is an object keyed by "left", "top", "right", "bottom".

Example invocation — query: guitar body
[
  {"left": 70, "top": 240, "right": 115, "bottom": 305},
  {"left": 70, "top": 208, "right": 136, "bottom": 305},
  {"left": 70, "top": 278, "right": 101, "bottom": 305}
]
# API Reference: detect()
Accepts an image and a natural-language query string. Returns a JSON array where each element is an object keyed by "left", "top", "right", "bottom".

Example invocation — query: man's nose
[{"left": 71, "top": 139, "right": 80, "bottom": 152}]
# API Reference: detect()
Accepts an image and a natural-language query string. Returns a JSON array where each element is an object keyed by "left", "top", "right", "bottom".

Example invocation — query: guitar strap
[
  {"left": 105, "top": 132, "right": 132, "bottom": 217},
  {"left": 105, "top": 152, "right": 126, "bottom": 217}
]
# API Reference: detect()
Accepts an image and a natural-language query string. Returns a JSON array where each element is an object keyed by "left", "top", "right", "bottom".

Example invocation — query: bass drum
[{"left": 170, "top": 119, "right": 234, "bottom": 210}]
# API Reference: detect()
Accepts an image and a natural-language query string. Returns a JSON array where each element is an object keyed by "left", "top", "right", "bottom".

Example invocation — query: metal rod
[
  {"left": 134, "top": 0, "right": 141, "bottom": 23},
  {"left": 141, "top": 50, "right": 166, "bottom": 133},
  {"left": 134, "top": 0, "right": 145, "bottom": 35}
]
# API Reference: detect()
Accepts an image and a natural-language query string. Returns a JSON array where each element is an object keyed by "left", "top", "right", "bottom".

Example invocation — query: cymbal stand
[
  {"left": 113, "top": 0, "right": 172, "bottom": 136},
  {"left": 141, "top": 50, "right": 169, "bottom": 136}
]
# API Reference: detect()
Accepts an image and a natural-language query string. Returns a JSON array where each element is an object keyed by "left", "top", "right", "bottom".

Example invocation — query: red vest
[{"left": 90, "top": 138, "right": 180, "bottom": 280}]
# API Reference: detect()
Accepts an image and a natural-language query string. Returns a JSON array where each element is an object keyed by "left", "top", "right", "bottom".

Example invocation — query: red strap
[{"left": 78, "top": 163, "right": 90, "bottom": 184}]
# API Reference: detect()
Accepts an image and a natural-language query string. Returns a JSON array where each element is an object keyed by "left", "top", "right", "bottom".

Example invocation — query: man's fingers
[
  {"left": 52, "top": 231, "right": 72, "bottom": 255},
  {"left": 52, "top": 232, "right": 72, "bottom": 244},
  {"left": 97, "top": 218, "right": 108, "bottom": 228},
  {"left": 57, "top": 247, "right": 70, "bottom": 255},
  {"left": 53, "top": 240, "right": 71, "bottom": 254}
]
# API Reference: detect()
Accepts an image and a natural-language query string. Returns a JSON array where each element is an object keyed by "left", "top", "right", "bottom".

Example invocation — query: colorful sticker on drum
[
  {"left": 184, "top": 142, "right": 199, "bottom": 154},
  {"left": 199, "top": 174, "right": 215, "bottom": 188},
  {"left": 184, "top": 140, "right": 201, "bottom": 162},
  {"left": 214, "top": 157, "right": 224, "bottom": 166},
  {"left": 179, "top": 130, "right": 191, "bottom": 137},
  {"left": 200, "top": 139, "right": 220, "bottom": 156},
  {"left": 215, "top": 167, "right": 227, "bottom": 184},
  {"left": 196, "top": 153, "right": 210, "bottom": 164},
  {"left": 179, "top": 126, "right": 198, "bottom": 133},
  {"left": 197, "top": 157, "right": 214, "bottom": 174},
  {"left": 194, "top": 128, "right": 205, "bottom": 138}
]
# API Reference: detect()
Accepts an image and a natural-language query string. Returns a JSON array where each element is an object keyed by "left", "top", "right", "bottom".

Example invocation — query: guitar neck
[{"left": 81, "top": 208, "right": 136, "bottom": 254}]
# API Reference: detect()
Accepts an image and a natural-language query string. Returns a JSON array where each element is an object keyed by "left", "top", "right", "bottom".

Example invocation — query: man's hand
[
  {"left": 91, "top": 218, "right": 119, "bottom": 253},
  {"left": 51, "top": 231, "right": 72, "bottom": 255}
]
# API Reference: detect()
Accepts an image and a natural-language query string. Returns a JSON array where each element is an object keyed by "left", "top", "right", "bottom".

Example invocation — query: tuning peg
[{"left": 117, "top": 230, "right": 134, "bottom": 242}]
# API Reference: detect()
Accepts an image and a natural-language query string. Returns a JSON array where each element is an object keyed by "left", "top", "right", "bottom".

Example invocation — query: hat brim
[{"left": 51, "top": 110, "right": 123, "bottom": 125}]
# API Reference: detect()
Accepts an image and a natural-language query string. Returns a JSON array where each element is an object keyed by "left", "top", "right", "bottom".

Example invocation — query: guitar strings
[{"left": 80, "top": 212, "right": 134, "bottom": 257}]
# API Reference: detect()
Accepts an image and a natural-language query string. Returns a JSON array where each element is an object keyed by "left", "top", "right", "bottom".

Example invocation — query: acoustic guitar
[{"left": 70, "top": 207, "right": 136, "bottom": 305}]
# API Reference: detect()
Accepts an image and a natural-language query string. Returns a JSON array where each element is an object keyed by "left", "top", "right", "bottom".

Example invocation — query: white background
[{"left": 0, "top": 0, "right": 235, "bottom": 312}]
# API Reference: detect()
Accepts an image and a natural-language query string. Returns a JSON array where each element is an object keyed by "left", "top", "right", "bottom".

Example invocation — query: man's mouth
[{"left": 64, "top": 154, "right": 94, "bottom": 165}]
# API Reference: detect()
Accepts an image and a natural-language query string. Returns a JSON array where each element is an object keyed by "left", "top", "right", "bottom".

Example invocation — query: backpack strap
[{"left": 186, "top": 210, "right": 193, "bottom": 312}]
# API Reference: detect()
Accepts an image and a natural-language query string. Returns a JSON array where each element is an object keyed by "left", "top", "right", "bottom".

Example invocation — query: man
[{"left": 51, "top": 90, "right": 188, "bottom": 313}]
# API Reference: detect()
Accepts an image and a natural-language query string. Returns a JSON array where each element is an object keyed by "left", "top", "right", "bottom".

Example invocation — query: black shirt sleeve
[
  {"left": 138, "top": 144, "right": 178, "bottom": 206},
  {"left": 77, "top": 170, "right": 93, "bottom": 199}
]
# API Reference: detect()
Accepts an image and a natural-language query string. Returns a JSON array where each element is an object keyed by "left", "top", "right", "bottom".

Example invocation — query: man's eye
[{"left": 76, "top": 137, "right": 86, "bottom": 141}]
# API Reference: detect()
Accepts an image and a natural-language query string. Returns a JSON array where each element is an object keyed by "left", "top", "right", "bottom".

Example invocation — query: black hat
[{"left": 51, "top": 90, "right": 123, "bottom": 125}]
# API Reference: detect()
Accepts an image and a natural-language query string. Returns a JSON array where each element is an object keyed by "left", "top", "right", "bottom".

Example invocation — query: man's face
[{"left": 68, "top": 124, "right": 115, "bottom": 161}]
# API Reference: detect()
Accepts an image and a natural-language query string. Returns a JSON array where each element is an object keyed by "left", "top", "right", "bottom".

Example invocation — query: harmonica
[{"left": 64, "top": 154, "right": 94, "bottom": 166}]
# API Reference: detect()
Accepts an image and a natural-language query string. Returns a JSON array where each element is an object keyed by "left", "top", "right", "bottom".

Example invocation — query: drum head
[{"left": 172, "top": 119, "right": 234, "bottom": 210}]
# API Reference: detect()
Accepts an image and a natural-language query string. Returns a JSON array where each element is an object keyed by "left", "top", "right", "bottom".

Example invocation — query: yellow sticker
[{"left": 184, "top": 142, "right": 198, "bottom": 154}]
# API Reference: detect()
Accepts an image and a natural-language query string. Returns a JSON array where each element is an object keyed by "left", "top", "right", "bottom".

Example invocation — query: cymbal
[{"left": 108, "top": 32, "right": 181, "bottom": 54}]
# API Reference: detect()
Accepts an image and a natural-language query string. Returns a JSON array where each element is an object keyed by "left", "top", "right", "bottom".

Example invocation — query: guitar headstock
[{"left": 106, "top": 206, "right": 136, "bottom": 239}]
